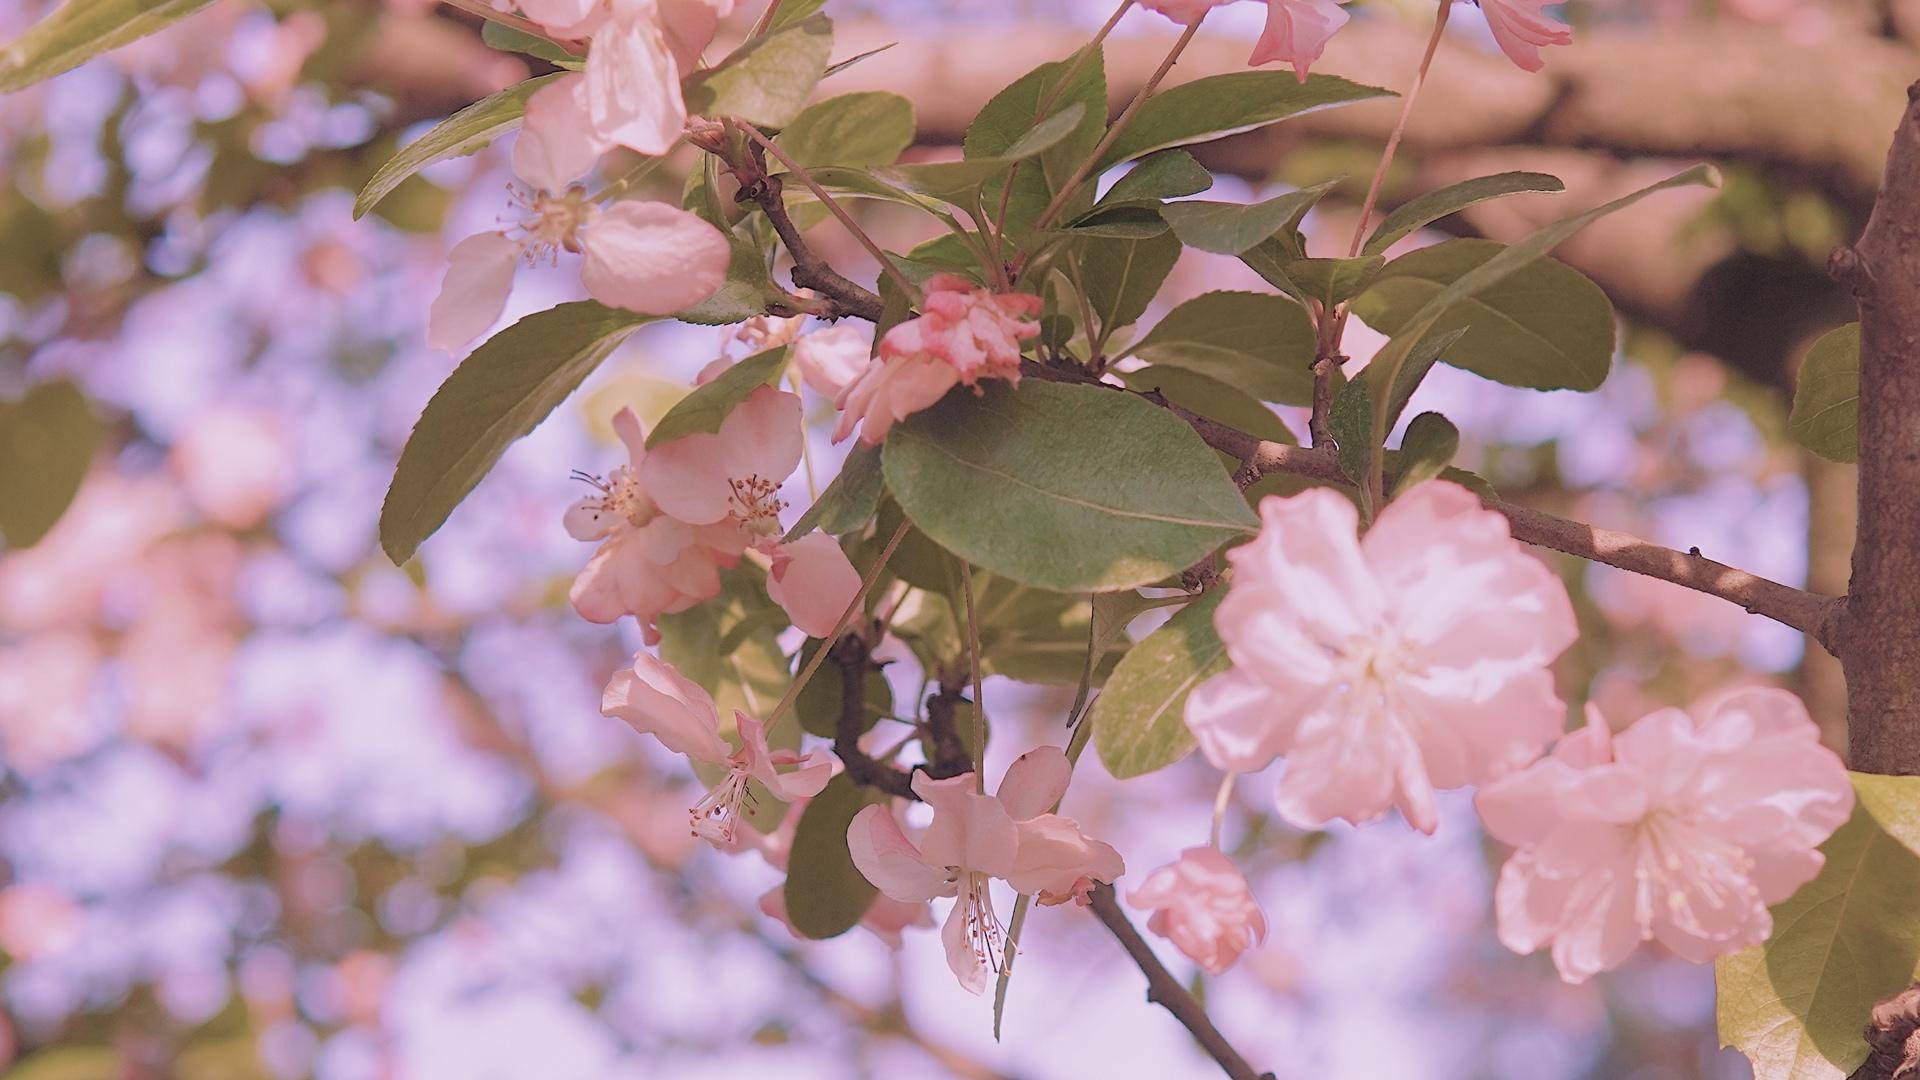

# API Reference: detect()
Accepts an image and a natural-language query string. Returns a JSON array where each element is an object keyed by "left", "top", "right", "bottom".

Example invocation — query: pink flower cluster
[{"left": 1139, "top": 0, "right": 1571, "bottom": 78}]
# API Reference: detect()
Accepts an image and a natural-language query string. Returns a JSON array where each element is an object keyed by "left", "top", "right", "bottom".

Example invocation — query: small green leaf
[
  {"left": 768, "top": 0, "right": 829, "bottom": 32},
  {"left": 1346, "top": 326, "right": 1469, "bottom": 435},
  {"left": 1100, "top": 150, "right": 1213, "bottom": 208},
  {"left": 881, "top": 381, "right": 1257, "bottom": 593},
  {"left": 1093, "top": 592, "right": 1227, "bottom": 779},
  {"left": 1287, "top": 255, "right": 1386, "bottom": 308},
  {"left": 671, "top": 227, "right": 793, "bottom": 326},
  {"left": 785, "top": 774, "right": 885, "bottom": 938},
  {"left": 1128, "top": 291, "right": 1317, "bottom": 406},
  {"left": 1362, "top": 171, "right": 1565, "bottom": 256},
  {"left": 1159, "top": 181, "right": 1336, "bottom": 257},
  {"left": 778, "top": 91, "right": 915, "bottom": 170},
  {"left": 645, "top": 346, "right": 790, "bottom": 449},
  {"left": 1717, "top": 773, "right": 1920, "bottom": 1080},
  {"left": 684, "top": 14, "right": 833, "bottom": 128},
  {"left": 356, "top": 75, "right": 563, "bottom": 220},
  {"left": 480, "top": 21, "right": 579, "bottom": 66},
  {"left": 1238, "top": 234, "right": 1312, "bottom": 307},
  {"left": 966, "top": 48, "right": 1108, "bottom": 238},
  {"left": 1788, "top": 323, "right": 1860, "bottom": 463},
  {"left": 0, "top": 380, "right": 101, "bottom": 549},
  {"left": 786, "top": 442, "right": 884, "bottom": 539},
  {"left": 381, "top": 302, "right": 650, "bottom": 564},
  {"left": 659, "top": 567, "right": 792, "bottom": 735},
  {"left": 0, "top": 0, "right": 216, "bottom": 92},
  {"left": 1064, "top": 205, "right": 1168, "bottom": 239},
  {"left": 1077, "top": 229, "right": 1183, "bottom": 338},
  {"left": 1390, "top": 412, "right": 1459, "bottom": 498},
  {"left": 883, "top": 102, "right": 1086, "bottom": 201},
  {"left": 1096, "top": 72, "right": 1392, "bottom": 170}
]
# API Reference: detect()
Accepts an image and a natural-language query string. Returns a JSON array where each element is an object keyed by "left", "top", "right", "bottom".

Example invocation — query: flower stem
[
  {"left": 1210, "top": 773, "right": 1237, "bottom": 850},
  {"left": 1344, "top": 0, "right": 1451, "bottom": 259},
  {"left": 766, "top": 518, "right": 911, "bottom": 726},
  {"left": 740, "top": 125, "right": 924, "bottom": 306}
]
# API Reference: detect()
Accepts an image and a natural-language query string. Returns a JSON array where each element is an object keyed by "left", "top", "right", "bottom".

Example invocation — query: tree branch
[
  {"left": 730, "top": 140, "right": 887, "bottom": 323},
  {"left": 1086, "top": 885, "right": 1275, "bottom": 1080}
]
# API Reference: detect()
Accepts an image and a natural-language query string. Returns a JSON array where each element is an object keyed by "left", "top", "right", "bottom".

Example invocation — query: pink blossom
[
  {"left": 765, "top": 531, "right": 861, "bottom": 639},
  {"left": 790, "top": 324, "right": 872, "bottom": 399},
  {"left": 601, "top": 651, "right": 831, "bottom": 847},
  {"left": 170, "top": 406, "right": 293, "bottom": 529},
  {"left": 1250, "top": 0, "right": 1351, "bottom": 81},
  {"left": 1476, "top": 690, "right": 1854, "bottom": 983},
  {"left": 831, "top": 276, "right": 1041, "bottom": 444},
  {"left": 0, "top": 632, "right": 103, "bottom": 774},
  {"left": 1184, "top": 481, "right": 1577, "bottom": 834},
  {"left": 1127, "top": 848, "right": 1268, "bottom": 975},
  {"left": 1139, "top": 0, "right": 1236, "bottom": 24},
  {"left": 846, "top": 747, "right": 1123, "bottom": 992},
  {"left": 428, "top": 190, "right": 728, "bottom": 353},
  {"left": 0, "top": 884, "right": 83, "bottom": 961},
  {"left": 565, "top": 408, "right": 726, "bottom": 643},
  {"left": 1475, "top": 0, "right": 1573, "bottom": 73},
  {"left": 751, "top": 794, "right": 934, "bottom": 948},
  {"left": 641, "top": 385, "right": 803, "bottom": 551}
]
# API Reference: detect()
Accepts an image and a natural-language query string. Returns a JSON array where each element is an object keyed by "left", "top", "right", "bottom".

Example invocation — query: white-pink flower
[
  {"left": 790, "top": 324, "right": 872, "bottom": 399},
  {"left": 643, "top": 385, "right": 803, "bottom": 552},
  {"left": 1139, "top": 0, "right": 1236, "bottom": 24},
  {"left": 1184, "top": 481, "right": 1577, "bottom": 834},
  {"left": 831, "top": 275, "right": 1042, "bottom": 445},
  {"left": 846, "top": 747, "right": 1124, "bottom": 993},
  {"left": 564, "top": 408, "right": 726, "bottom": 644},
  {"left": 751, "top": 794, "right": 935, "bottom": 949},
  {"left": 1475, "top": 690, "right": 1853, "bottom": 983},
  {"left": 1127, "top": 847, "right": 1268, "bottom": 975},
  {"left": 1250, "top": 0, "right": 1351, "bottom": 81},
  {"left": 1474, "top": 0, "right": 1573, "bottom": 72},
  {"left": 602, "top": 651, "right": 831, "bottom": 847},
  {"left": 765, "top": 531, "right": 861, "bottom": 639}
]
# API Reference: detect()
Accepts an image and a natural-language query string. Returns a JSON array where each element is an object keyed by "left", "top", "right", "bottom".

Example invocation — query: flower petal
[
  {"left": 766, "top": 531, "right": 861, "bottom": 639},
  {"left": 995, "top": 745, "right": 1071, "bottom": 821},
  {"left": 600, "top": 653, "right": 729, "bottom": 762},
  {"left": 579, "top": 201, "right": 730, "bottom": 316},
  {"left": 847, "top": 804, "right": 950, "bottom": 903},
  {"left": 428, "top": 232, "right": 520, "bottom": 353}
]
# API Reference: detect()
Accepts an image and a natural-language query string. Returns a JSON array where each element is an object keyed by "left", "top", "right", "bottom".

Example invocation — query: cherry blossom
[
  {"left": 846, "top": 747, "right": 1123, "bottom": 992},
  {"left": 564, "top": 408, "right": 726, "bottom": 644},
  {"left": 750, "top": 793, "right": 934, "bottom": 948},
  {"left": 1184, "top": 481, "right": 1578, "bottom": 834},
  {"left": 1474, "top": 0, "right": 1573, "bottom": 72},
  {"left": 1250, "top": 0, "right": 1352, "bottom": 81},
  {"left": 764, "top": 531, "right": 862, "bottom": 639},
  {"left": 1475, "top": 690, "right": 1854, "bottom": 983},
  {"left": 1139, "top": 0, "right": 1236, "bottom": 24},
  {"left": 601, "top": 651, "right": 831, "bottom": 847},
  {"left": 831, "top": 275, "right": 1042, "bottom": 445},
  {"left": 169, "top": 406, "right": 293, "bottom": 529},
  {"left": 1127, "top": 848, "right": 1268, "bottom": 975},
  {"left": 643, "top": 385, "right": 804, "bottom": 551},
  {"left": 790, "top": 324, "right": 872, "bottom": 399}
]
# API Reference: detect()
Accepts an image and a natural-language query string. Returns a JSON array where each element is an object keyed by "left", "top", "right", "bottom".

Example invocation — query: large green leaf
[
  {"left": 1362, "top": 171, "right": 1565, "bottom": 255},
  {"left": 1097, "top": 72, "right": 1392, "bottom": 170},
  {"left": 0, "top": 380, "right": 101, "bottom": 549},
  {"left": 966, "top": 48, "right": 1108, "bottom": 237},
  {"left": 785, "top": 774, "right": 885, "bottom": 938},
  {"left": 778, "top": 91, "right": 915, "bottom": 170},
  {"left": 1718, "top": 773, "right": 1920, "bottom": 1080},
  {"left": 645, "top": 346, "right": 790, "bottom": 449},
  {"left": 1093, "top": 591, "right": 1226, "bottom": 779},
  {"left": 1099, "top": 149, "right": 1213, "bottom": 208},
  {"left": 380, "top": 302, "right": 649, "bottom": 564},
  {"left": 1077, "top": 228, "right": 1182, "bottom": 339},
  {"left": 356, "top": 75, "right": 563, "bottom": 220},
  {"left": 684, "top": 14, "right": 833, "bottom": 128},
  {"left": 1352, "top": 239, "right": 1615, "bottom": 392},
  {"left": 1127, "top": 291, "right": 1317, "bottom": 405},
  {"left": 1159, "top": 181, "right": 1336, "bottom": 257},
  {"left": 881, "top": 381, "right": 1256, "bottom": 592},
  {"left": 0, "top": 0, "right": 216, "bottom": 92},
  {"left": 1120, "top": 365, "right": 1297, "bottom": 447},
  {"left": 1788, "top": 323, "right": 1860, "bottom": 464}
]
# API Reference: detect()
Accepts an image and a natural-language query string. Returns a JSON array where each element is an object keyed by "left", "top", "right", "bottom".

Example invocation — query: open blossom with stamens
[
  {"left": 601, "top": 651, "right": 831, "bottom": 847},
  {"left": 1475, "top": 0, "right": 1573, "bottom": 72},
  {"left": 644, "top": 385, "right": 803, "bottom": 552},
  {"left": 847, "top": 747, "right": 1124, "bottom": 993},
  {"left": 831, "top": 276, "right": 1042, "bottom": 445},
  {"left": 1475, "top": 690, "right": 1853, "bottom": 983},
  {"left": 1184, "top": 481, "right": 1577, "bottom": 834},
  {"left": 564, "top": 408, "right": 725, "bottom": 644},
  {"left": 1127, "top": 848, "right": 1268, "bottom": 975}
]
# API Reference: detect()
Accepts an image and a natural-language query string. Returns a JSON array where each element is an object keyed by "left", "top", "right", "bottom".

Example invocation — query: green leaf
[
  {"left": 1362, "top": 171, "right": 1565, "bottom": 256},
  {"left": 0, "top": 380, "right": 101, "bottom": 549},
  {"left": 1390, "top": 412, "right": 1459, "bottom": 498},
  {"left": 1093, "top": 591, "right": 1226, "bottom": 779},
  {"left": 658, "top": 567, "right": 793, "bottom": 738},
  {"left": 480, "top": 21, "right": 579, "bottom": 66},
  {"left": 355, "top": 75, "right": 563, "bottom": 220},
  {"left": 1347, "top": 326, "right": 1469, "bottom": 435},
  {"left": 1238, "top": 235, "right": 1312, "bottom": 307},
  {"left": 1788, "top": 323, "right": 1860, "bottom": 463},
  {"left": 381, "top": 302, "right": 649, "bottom": 564},
  {"left": 1100, "top": 150, "right": 1213, "bottom": 208},
  {"left": 1120, "top": 365, "right": 1297, "bottom": 447},
  {"left": 0, "top": 0, "right": 216, "bottom": 92},
  {"left": 1128, "top": 290, "right": 1317, "bottom": 406},
  {"left": 881, "top": 381, "right": 1257, "bottom": 592},
  {"left": 1717, "top": 773, "right": 1920, "bottom": 1080},
  {"left": 1330, "top": 377, "right": 1373, "bottom": 488},
  {"left": 684, "top": 14, "right": 833, "bottom": 128},
  {"left": 966, "top": 49, "right": 1108, "bottom": 238},
  {"left": 882, "top": 102, "right": 1086, "bottom": 202},
  {"left": 822, "top": 42, "right": 896, "bottom": 79},
  {"left": 645, "top": 345, "right": 790, "bottom": 449},
  {"left": 1352, "top": 238, "right": 1615, "bottom": 392},
  {"left": 1097, "top": 72, "right": 1393, "bottom": 171},
  {"left": 794, "top": 637, "right": 892, "bottom": 739},
  {"left": 784, "top": 774, "right": 884, "bottom": 939},
  {"left": 1063, "top": 204, "right": 1168, "bottom": 239},
  {"left": 787, "top": 442, "right": 884, "bottom": 539},
  {"left": 671, "top": 227, "right": 793, "bottom": 326},
  {"left": 768, "top": 0, "right": 829, "bottom": 32},
  {"left": 1287, "top": 255, "right": 1386, "bottom": 308},
  {"left": 1159, "top": 182, "right": 1337, "bottom": 257},
  {"left": 1077, "top": 229, "right": 1182, "bottom": 338},
  {"left": 778, "top": 91, "right": 915, "bottom": 170}
]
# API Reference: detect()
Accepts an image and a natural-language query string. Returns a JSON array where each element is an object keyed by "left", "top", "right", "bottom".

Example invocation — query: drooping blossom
[
  {"left": 847, "top": 747, "right": 1123, "bottom": 992},
  {"left": 1474, "top": 0, "right": 1573, "bottom": 72},
  {"left": 1184, "top": 481, "right": 1577, "bottom": 834},
  {"left": 1127, "top": 848, "right": 1268, "bottom": 975},
  {"left": 601, "top": 651, "right": 831, "bottom": 847},
  {"left": 564, "top": 407, "right": 726, "bottom": 644},
  {"left": 1475, "top": 690, "right": 1853, "bottom": 983},
  {"left": 790, "top": 324, "right": 872, "bottom": 399},
  {"left": 1250, "top": 0, "right": 1351, "bottom": 81},
  {"left": 831, "top": 275, "right": 1042, "bottom": 445},
  {"left": 765, "top": 531, "right": 862, "bottom": 639},
  {"left": 751, "top": 794, "right": 934, "bottom": 948}
]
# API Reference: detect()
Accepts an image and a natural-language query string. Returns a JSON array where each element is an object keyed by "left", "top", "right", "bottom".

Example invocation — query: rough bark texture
[
  {"left": 1833, "top": 82, "right": 1920, "bottom": 776},
  {"left": 1850, "top": 984, "right": 1920, "bottom": 1080}
]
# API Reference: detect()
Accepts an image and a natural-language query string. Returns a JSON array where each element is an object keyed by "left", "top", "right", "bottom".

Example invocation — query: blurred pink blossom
[
  {"left": 1127, "top": 847, "right": 1267, "bottom": 975},
  {"left": 0, "top": 632, "right": 103, "bottom": 773},
  {"left": 170, "top": 406, "right": 294, "bottom": 529},
  {"left": 0, "top": 883, "right": 84, "bottom": 961}
]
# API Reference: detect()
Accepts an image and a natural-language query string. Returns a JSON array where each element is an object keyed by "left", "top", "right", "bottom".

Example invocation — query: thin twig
[
  {"left": 1344, "top": 1, "right": 1450, "bottom": 259},
  {"left": 739, "top": 125, "right": 923, "bottom": 305},
  {"left": 1087, "top": 885, "right": 1276, "bottom": 1080},
  {"left": 961, "top": 561, "right": 987, "bottom": 792}
]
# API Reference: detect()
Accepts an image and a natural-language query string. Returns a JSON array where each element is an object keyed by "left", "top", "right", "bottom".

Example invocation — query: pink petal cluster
[
  {"left": 750, "top": 794, "right": 934, "bottom": 949},
  {"left": 1476, "top": 0, "right": 1573, "bottom": 72},
  {"left": 1127, "top": 847, "right": 1268, "bottom": 975},
  {"left": 601, "top": 652, "right": 831, "bottom": 847},
  {"left": 1139, "top": 0, "right": 1349, "bottom": 82},
  {"left": 846, "top": 747, "right": 1124, "bottom": 993},
  {"left": 832, "top": 275, "right": 1042, "bottom": 445},
  {"left": 1476, "top": 690, "right": 1853, "bottom": 983},
  {"left": 1185, "top": 481, "right": 1577, "bottom": 834}
]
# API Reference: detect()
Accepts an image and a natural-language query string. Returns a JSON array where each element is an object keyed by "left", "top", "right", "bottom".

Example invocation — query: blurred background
[{"left": 0, "top": 0, "right": 1900, "bottom": 1075}]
